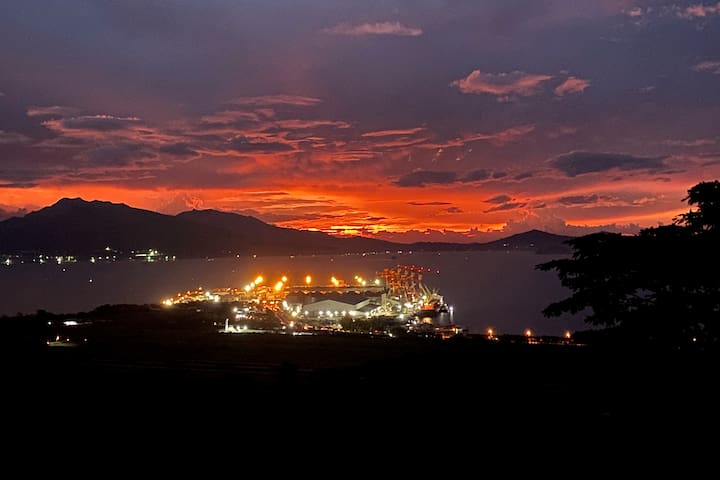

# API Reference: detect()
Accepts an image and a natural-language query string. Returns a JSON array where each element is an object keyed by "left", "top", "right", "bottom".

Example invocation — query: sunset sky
[{"left": 1, "top": 0, "right": 720, "bottom": 242}]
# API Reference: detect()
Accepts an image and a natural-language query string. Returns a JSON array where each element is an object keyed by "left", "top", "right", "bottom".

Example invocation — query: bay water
[{"left": 0, "top": 251, "right": 584, "bottom": 335}]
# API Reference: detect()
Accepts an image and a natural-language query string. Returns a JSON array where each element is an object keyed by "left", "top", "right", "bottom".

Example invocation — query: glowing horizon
[{"left": 1, "top": 1, "right": 719, "bottom": 243}]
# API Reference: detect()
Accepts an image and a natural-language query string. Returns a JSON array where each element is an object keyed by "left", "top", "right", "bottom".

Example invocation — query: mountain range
[{"left": 0, "top": 198, "right": 574, "bottom": 257}]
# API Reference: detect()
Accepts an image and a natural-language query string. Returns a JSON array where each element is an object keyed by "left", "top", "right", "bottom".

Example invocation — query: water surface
[{"left": 0, "top": 251, "right": 584, "bottom": 335}]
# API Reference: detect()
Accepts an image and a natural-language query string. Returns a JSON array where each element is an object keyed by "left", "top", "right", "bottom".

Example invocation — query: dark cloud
[
  {"left": 231, "top": 96, "right": 322, "bottom": 107},
  {"left": 226, "top": 137, "right": 294, "bottom": 153},
  {"left": 158, "top": 143, "right": 197, "bottom": 157},
  {"left": 551, "top": 151, "right": 666, "bottom": 177},
  {"left": 664, "top": 138, "right": 717, "bottom": 147},
  {"left": 26, "top": 105, "right": 80, "bottom": 117},
  {"left": 58, "top": 115, "right": 142, "bottom": 132},
  {"left": 61, "top": 170, "right": 145, "bottom": 182},
  {"left": 0, "top": 182, "right": 36, "bottom": 189},
  {"left": 394, "top": 171, "right": 457, "bottom": 187},
  {"left": 446, "top": 206, "right": 463, "bottom": 213},
  {"left": 76, "top": 143, "right": 155, "bottom": 166},
  {"left": 462, "top": 169, "right": 491, "bottom": 182},
  {"left": 393, "top": 166, "right": 541, "bottom": 188},
  {"left": 514, "top": 172, "right": 534, "bottom": 180},
  {"left": 0, "top": 141, "right": 80, "bottom": 182},
  {"left": 484, "top": 202, "right": 527, "bottom": 213},
  {"left": 485, "top": 194, "right": 511, "bottom": 204},
  {"left": 408, "top": 201, "right": 452, "bottom": 206},
  {"left": 39, "top": 136, "right": 88, "bottom": 147},
  {"left": 124, "top": 156, "right": 264, "bottom": 189},
  {"left": 0, "top": 131, "right": 31, "bottom": 144},
  {"left": 558, "top": 194, "right": 599, "bottom": 205}
]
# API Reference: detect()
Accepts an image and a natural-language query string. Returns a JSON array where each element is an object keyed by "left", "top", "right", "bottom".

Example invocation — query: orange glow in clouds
[{"left": 0, "top": 174, "right": 710, "bottom": 243}]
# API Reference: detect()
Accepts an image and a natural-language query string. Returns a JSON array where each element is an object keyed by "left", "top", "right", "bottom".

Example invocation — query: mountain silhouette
[
  {"left": 0, "top": 198, "right": 395, "bottom": 257},
  {"left": 477, "top": 229, "right": 575, "bottom": 254},
  {"left": 0, "top": 198, "right": 573, "bottom": 257},
  {"left": 406, "top": 230, "right": 574, "bottom": 254}
]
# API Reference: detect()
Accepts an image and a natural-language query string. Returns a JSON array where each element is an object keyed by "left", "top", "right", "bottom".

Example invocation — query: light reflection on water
[{"left": 0, "top": 251, "right": 584, "bottom": 335}]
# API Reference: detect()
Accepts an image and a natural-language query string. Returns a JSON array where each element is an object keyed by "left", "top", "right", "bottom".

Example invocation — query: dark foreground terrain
[{"left": 4, "top": 304, "right": 718, "bottom": 442}]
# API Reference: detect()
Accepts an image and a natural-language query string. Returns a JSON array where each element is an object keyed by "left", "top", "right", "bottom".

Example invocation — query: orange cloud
[
  {"left": 419, "top": 124, "right": 535, "bottom": 149},
  {"left": 680, "top": 2, "right": 720, "bottom": 18},
  {"left": 5, "top": 93, "right": 717, "bottom": 245},
  {"left": 464, "top": 125, "right": 535, "bottom": 145},
  {"left": 274, "top": 119, "right": 351, "bottom": 130},
  {"left": 554, "top": 76, "right": 591, "bottom": 96},
  {"left": 451, "top": 70, "right": 553, "bottom": 98},
  {"left": 323, "top": 21, "right": 422, "bottom": 36},
  {"left": 361, "top": 127, "right": 426, "bottom": 138},
  {"left": 230, "top": 95, "right": 322, "bottom": 107},
  {"left": 692, "top": 60, "right": 720, "bottom": 74},
  {"left": 1, "top": 172, "right": 710, "bottom": 244}
]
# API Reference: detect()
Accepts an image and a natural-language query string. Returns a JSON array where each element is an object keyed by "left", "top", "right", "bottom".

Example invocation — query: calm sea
[{"left": 0, "top": 251, "right": 585, "bottom": 335}]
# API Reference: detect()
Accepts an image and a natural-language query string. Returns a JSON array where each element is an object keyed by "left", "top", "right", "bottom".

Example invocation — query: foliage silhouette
[{"left": 538, "top": 181, "right": 720, "bottom": 349}]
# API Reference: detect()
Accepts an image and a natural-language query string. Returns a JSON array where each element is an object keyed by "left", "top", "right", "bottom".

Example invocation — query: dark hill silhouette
[
  {"left": 176, "top": 209, "right": 393, "bottom": 254},
  {"left": 0, "top": 198, "right": 395, "bottom": 256},
  {"left": 479, "top": 229, "right": 574, "bottom": 253},
  {"left": 0, "top": 198, "right": 574, "bottom": 257},
  {"left": 0, "top": 198, "right": 237, "bottom": 257},
  {"left": 409, "top": 230, "right": 573, "bottom": 254}
]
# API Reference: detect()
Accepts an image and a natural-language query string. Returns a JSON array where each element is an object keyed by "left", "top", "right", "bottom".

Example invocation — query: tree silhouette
[
  {"left": 538, "top": 181, "right": 720, "bottom": 349},
  {"left": 676, "top": 181, "right": 720, "bottom": 234}
]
